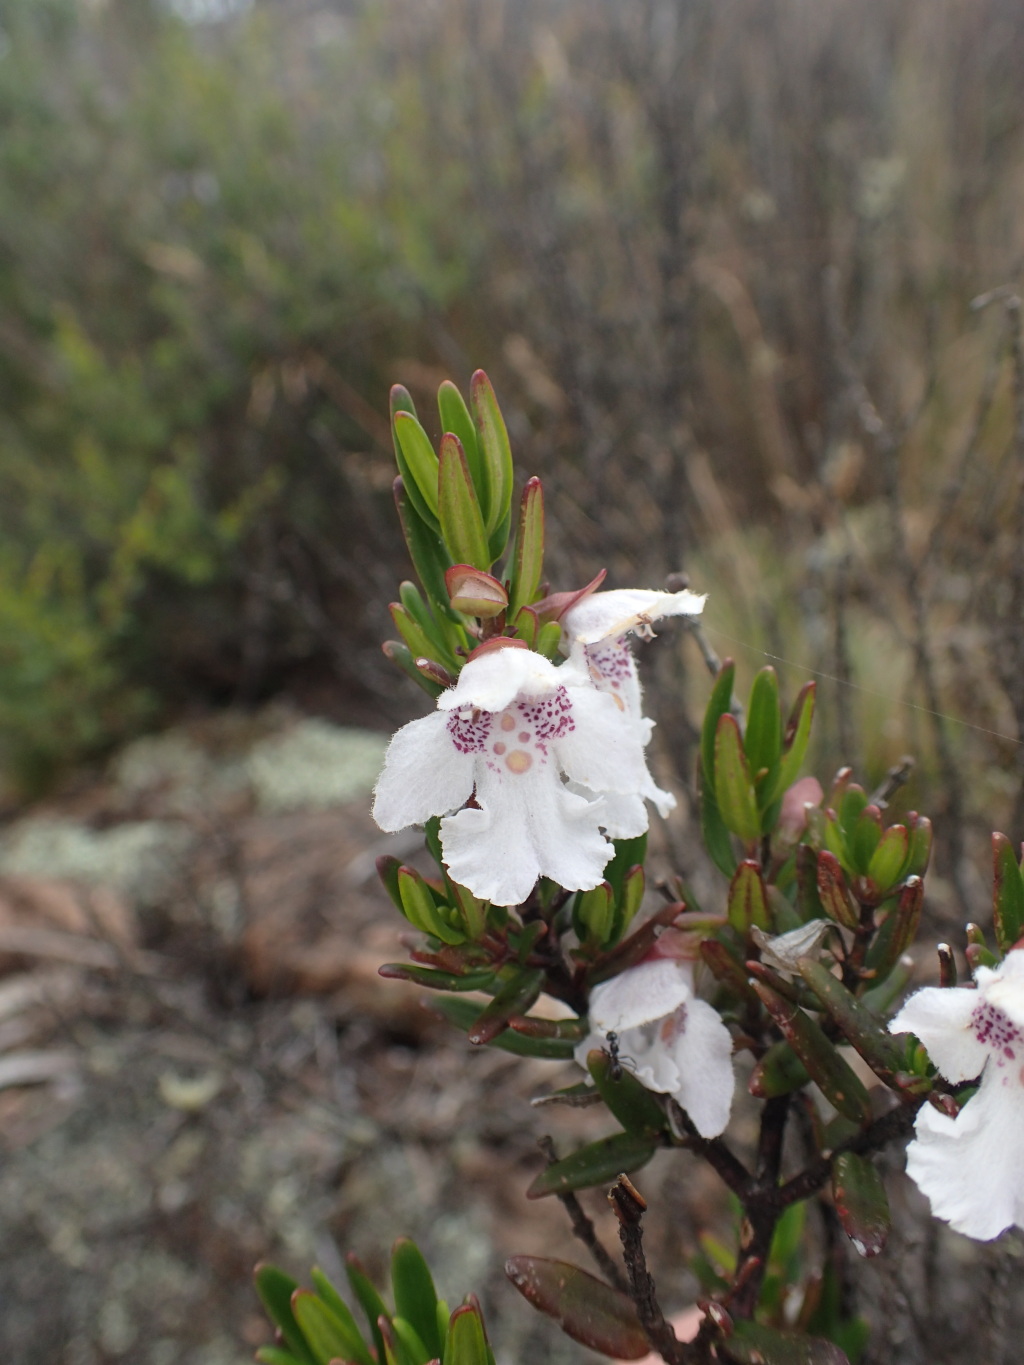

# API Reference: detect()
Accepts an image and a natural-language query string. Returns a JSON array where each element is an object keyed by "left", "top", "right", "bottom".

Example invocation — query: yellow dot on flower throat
[
  {"left": 505, "top": 750, "right": 533, "bottom": 774},
  {"left": 501, "top": 713, "right": 516, "bottom": 731}
]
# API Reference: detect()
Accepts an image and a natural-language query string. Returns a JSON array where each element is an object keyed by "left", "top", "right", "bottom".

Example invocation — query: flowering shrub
[{"left": 256, "top": 371, "right": 1024, "bottom": 1365}]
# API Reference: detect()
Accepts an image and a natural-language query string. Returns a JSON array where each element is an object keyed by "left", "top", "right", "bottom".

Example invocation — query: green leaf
[
  {"left": 715, "top": 714, "right": 762, "bottom": 844},
  {"left": 797, "top": 958, "right": 905, "bottom": 1079},
  {"left": 831, "top": 1151, "right": 890, "bottom": 1257},
  {"left": 700, "top": 762, "right": 737, "bottom": 877},
  {"left": 467, "top": 967, "right": 544, "bottom": 1044},
  {"left": 727, "top": 860, "right": 771, "bottom": 934},
  {"left": 864, "top": 877, "right": 923, "bottom": 979},
  {"left": 438, "top": 433, "right": 491, "bottom": 570},
  {"left": 256, "top": 1349, "right": 305, "bottom": 1365},
  {"left": 438, "top": 379, "right": 483, "bottom": 494},
  {"left": 749, "top": 1039, "right": 810, "bottom": 1097},
  {"left": 381, "top": 640, "right": 445, "bottom": 699},
  {"left": 507, "top": 477, "right": 545, "bottom": 617},
  {"left": 701, "top": 658, "right": 736, "bottom": 785},
  {"left": 378, "top": 962, "right": 497, "bottom": 992},
  {"left": 391, "top": 1238, "right": 443, "bottom": 1362},
  {"left": 993, "top": 831, "right": 1024, "bottom": 953},
  {"left": 526, "top": 1131, "right": 659, "bottom": 1198},
  {"left": 389, "top": 603, "right": 440, "bottom": 670},
  {"left": 724, "top": 1321, "right": 850, "bottom": 1365},
  {"left": 700, "top": 936, "right": 762, "bottom": 1010},
  {"left": 586, "top": 1048, "right": 668, "bottom": 1136},
  {"left": 394, "top": 411, "right": 441, "bottom": 523},
  {"left": 574, "top": 882, "right": 615, "bottom": 947},
  {"left": 752, "top": 982, "right": 872, "bottom": 1125},
  {"left": 309, "top": 1271, "right": 375, "bottom": 1365},
  {"left": 344, "top": 1254, "right": 389, "bottom": 1365},
  {"left": 848, "top": 807, "right": 882, "bottom": 876},
  {"left": 745, "top": 667, "right": 782, "bottom": 794},
  {"left": 254, "top": 1265, "right": 317, "bottom": 1365},
  {"left": 445, "top": 1303, "right": 490, "bottom": 1365},
  {"left": 865, "top": 823, "right": 910, "bottom": 897},
  {"left": 815, "top": 851, "right": 859, "bottom": 930},
  {"left": 399, "top": 581, "right": 460, "bottom": 668},
  {"left": 392, "top": 479, "right": 460, "bottom": 626},
  {"left": 765, "top": 682, "right": 816, "bottom": 805},
  {"left": 428, "top": 994, "right": 577, "bottom": 1058},
  {"left": 398, "top": 866, "right": 465, "bottom": 945},
  {"left": 505, "top": 1257, "right": 650, "bottom": 1360},
  {"left": 470, "top": 370, "right": 514, "bottom": 534},
  {"left": 293, "top": 1289, "right": 373, "bottom": 1365},
  {"left": 391, "top": 1316, "right": 432, "bottom": 1365}
]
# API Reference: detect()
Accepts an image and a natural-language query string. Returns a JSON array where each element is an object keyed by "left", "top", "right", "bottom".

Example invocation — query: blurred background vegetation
[{"left": 2, "top": 0, "right": 1024, "bottom": 905}]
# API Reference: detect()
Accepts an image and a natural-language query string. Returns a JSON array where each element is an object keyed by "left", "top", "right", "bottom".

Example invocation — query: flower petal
[
  {"left": 905, "top": 1074, "right": 1024, "bottom": 1239},
  {"left": 889, "top": 986, "right": 989, "bottom": 1082},
  {"left": 588, "top": 959, "right": 694, "bottom": 1032},
  {"left": 554, "top": 686, "right": 651, "bottom": 795},
  {"left": 562, "top": 588, "right": 706, "bottom": 647},
  {"left": 372, "top": 712, "right": 475, "bottom": 832},
  {"left": 440, "top": 762, "right": 611, "bottom": 906},
  {"left": 670, "top": 996, "right": 736, "bottom": 1138},
  {"left": 980, "top": 948, "right": 1024, "bottom": 1030},
  {"left": 437, "top": 646, "right": 563, "bottom": 713}
]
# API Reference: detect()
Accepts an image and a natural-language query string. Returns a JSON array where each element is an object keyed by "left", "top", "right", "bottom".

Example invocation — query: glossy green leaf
[
  {"left": 574, "top": 882, "right": 615, "bottom": 947},
  {"left": 391, "top": 1238, "right": 443, "bottom": 1362},
  {"left": 526, "top": 1131, "right": 659, "bottom": 1198},
  {"left": 254, "top": 1265, "right": 317, "bottom": 1365},
  {"left": 438, "top": 433, "right": 491, "bottom": 570},
  {"left": 797, "top": 958, "right": 904, "bottom": 1079},
  {"left": 445, "top": 1303, "right": 490, "bottom": 1365},
  {"left": 752, "top": 982, "right": 872, "bottom": 1125},
  {"left": 378, "top": 962, "right": 497, "bottom": 992},
  {"left": 831, "top": 1151, "right": 890, "bottom": 1257},
  {"left": 701, "top": 763, "right": 738, "bottom": 877},
  {"left": 701, "top": 658, "right": 736, "bottom": 784},
  {"left": 993, "top": 831, "right": 1024, "bottom": 953},
  {"left": 848, "top": 806, "right": 882, "bottom": 876},
  {"left": 586, "top": 1048, "right": 668, "bottom": 1136},
  {"left": 508, "top": 1015, "right": 587, "bottom": 1041},
  {"left": 727, "top": 859, "right": 771, "bottom": 934},
  {"left": 470, "top": 370, "right": 514, "bottom": 533},
  {"left": 715, "top": 714, "right": 762, "bottom": 844},
  {"left": 344, "top": 1255, "right": 388, "bottom": 1365},
  {"left": 700, "top": 936, "right": 762, "bottom": 1009},
  {"left": 468, "top": 967, "right": 544, "bottom": 1044},
  {"left": 766, "top": 682, "right": 816, "bottom": 805},
  {"left": 381, "top": 640, "right": 445, "bottom": 699},
  {"left": 745, "top": 667, "right": 782, "bottom": 791},
  {"left": 255, "top": 1349, "right": 304, "bottom": 1365},
  {"left": 309, "top": 1271, "right": 375, "bottom": 1365},
  {"left": 392, "top": 479, "right": 459, "bottom": 625},
  {"left": 535, "top": 618, "right": 564, "bottom": 660},
  {"left": 428, "top": 994, "right": 577, "bottom": 1058},
  {"left": 292, "top": 1290, "right": 368, "bottom": 1365},
  {"left": 398, "top": 581, "right": 460, "bottom": 666},
  {"left": 865, "top": 823, "right": 910, "bottom": 895},
  {"left": 389, "top": 603, "right": 440, "bottom": 669},
  {"left": 906, "top": 814, "right": 933, "bottom": 877},
  {"left": 391, "top": 1316, "right": 432, "bottom": 1365},
  {"left": 438, "top": 379, "right": 483, "bottom": 493},
  {"left": 394, "top": 411, "right": 441, "bottom": 522},
  {"left": 507, "top": 477, "right": 545, "bottom": 617},
  {"left": 505, "top": 1257, "right": 650, "bottom": 1360},
  {"left": 398, "top": 867, "right": 465, "bottom": 945}
]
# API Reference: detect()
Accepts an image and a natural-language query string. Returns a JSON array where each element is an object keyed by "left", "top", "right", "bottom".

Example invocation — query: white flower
[
  {"left": 372, "top": 645, "right": 652, "bottom": 907},
  {"left": 574, "top": 957, "right": 735, "bottom": 1138},
  {"left": 559, "top": 588, "right": 706, "bottom": 834},
  {"left": 889, "top": 948, "right": 1024, "bottom": 1240}
]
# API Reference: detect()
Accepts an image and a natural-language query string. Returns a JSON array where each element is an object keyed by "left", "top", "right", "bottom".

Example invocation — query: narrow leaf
[
  {"left": 701, "top": 658, "right": 736, "bottom": 785},
  {"left": 993, "top": 831, "right": 1024, "bottom": 953},
  {"left": 344, "top": 1255, "right": 388, "bottom": 1365},
  {"left": 586, "top": 1048, "right": 668, "bottom": 1136},
  {"left": 724, "top": 1320, "right": 850, "bottom": 1365},
  {"left": 468, "top": 968, "right": 544, "bottom": 1045},
  {"left": 391, "top": 1238, "right": 443, "bottom": 1362},
  {"left": 831, "top": 1151, "right": 890, "bottom": 1257},
  {"left": 749, "top": 1039, "right": 810, "bottom": 1098},
  {"left": 744, "top": 667, "right": 782, "bottom": 793},
  {"left": 427, "top": 994, "right": 577, "bottom": 1058},
  {"left": 797, "top": 957, "right": 905, "bottom": 1079},
  {"left": 381, "top": 640, "right": 445, "bottom": 699},
  {"left": 815, "top": 851, "right": 859, "bottom": 930},
  {"left": 438, "top": 379, "right": 483, "bottom": 493},
  {"left": 445, "top": 1304, "right": 490, "bottom": 1365},
  {"left": 292, "top": 1290, "right": 368, "bottom": 1365},
  {"left": 728, "top": 860, "right": 771, "bottom": 934},
  {"left": 438, "top": 433, "right": 491, "bottom": 570},
  {"left": 508, "top": 477, "right": 545, "bottom": 617},
  {"left": 505, "top": 1257, "right": 650, "bottom": 1360},
  {"left": 394, "top": 412, "right": 441, "bottom": 521},
  {"left": 254, "top": 1265, "right": 316, "bottom": 1365},
  {"left": 765, "top": 682, "right": 816, "bottom": 805},
  {"left": 392, "top": 478, "right": 459, "bottom": 625},
  {"left": 715, "top": 714, "right": 762, "bottom": 844},
  {"left": 752, "top": 982, "right": 872, "bottom": 1125},
  {"left": 526, "top": 1131, "right": 659, "bottom": 1198},
  {"left": 470, "top": 370, "right": 514, "bottom": 533}
]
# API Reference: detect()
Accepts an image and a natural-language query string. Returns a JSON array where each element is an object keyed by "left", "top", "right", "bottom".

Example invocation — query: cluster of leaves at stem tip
[
  {"left": 253, "top": 1240, "right": 494, "bottom": 1365},
  {"left": 254, "top": 372, "right": 1024, "bottom": 1365}
]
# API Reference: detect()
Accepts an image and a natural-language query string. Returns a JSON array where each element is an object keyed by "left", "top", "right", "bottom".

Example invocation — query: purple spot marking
[
  {"left": 518, "top": 686, "right": 576, "bottom": 741},
  {"left": 447, "top": 709, "right": 492, "bottom": 754},
  {"left": 972, "top": 1000, "right": 1022, "bottom": 1062}
]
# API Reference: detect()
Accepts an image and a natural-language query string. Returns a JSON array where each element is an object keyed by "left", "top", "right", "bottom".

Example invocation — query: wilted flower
[
  {"left": 558, "top": 588, "right": 706, "bottom": 835},
  {"left": 889, "top": 947, "right": 1024, "bottom": 1239},
  {"left": 372, "top": 643, "right": 651, "bottom": 907},
  {"left": 574, "top": 955, "right": 735, "bottom": 1138}
]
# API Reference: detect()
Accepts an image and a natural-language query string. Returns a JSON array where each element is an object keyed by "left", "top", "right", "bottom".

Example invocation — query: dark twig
[
  {"left": 869, "top": 755, "right": 915, "bottom": 810},
  {"left": 608, "top": 1174, "right": 689, "bottom": 1365},
  {"left": 665, "top": 1099, "right": 752, "bottom": 1195},
  {"left": 537, "top": 1137, "right": 629, "bottom": 1294}
]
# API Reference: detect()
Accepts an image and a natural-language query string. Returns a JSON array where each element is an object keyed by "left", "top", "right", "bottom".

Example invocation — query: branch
[
  {"left": 608, "top": 1174, "right": 691, "bottom": 1365},
  {"left": 537, "top": 1137, "right": 629, "bottom": 1294}
]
